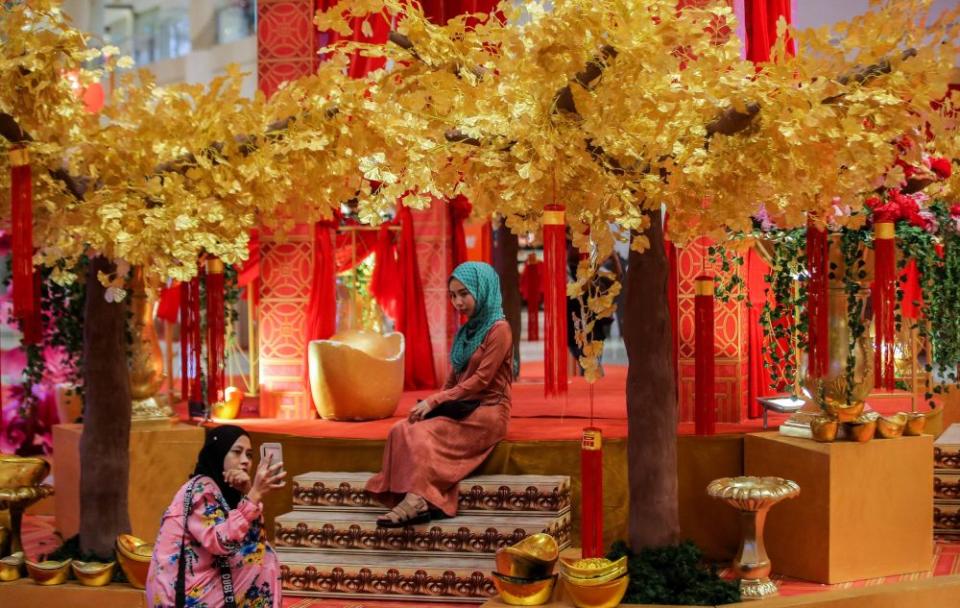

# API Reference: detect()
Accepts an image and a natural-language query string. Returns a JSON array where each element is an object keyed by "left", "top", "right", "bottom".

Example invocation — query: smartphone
[{"left": 259, "top": 442, "right": 284, "bottom": 472}]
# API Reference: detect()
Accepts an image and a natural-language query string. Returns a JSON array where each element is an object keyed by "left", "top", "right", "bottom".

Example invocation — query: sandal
[{"left": 376, "top": 494, "right": 431, "bottom": 528}]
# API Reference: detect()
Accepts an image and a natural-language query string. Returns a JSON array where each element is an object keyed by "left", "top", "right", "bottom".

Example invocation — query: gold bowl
[
  {"left": 0, "top": 456, "right": 50, "bottom": 489},
  {"left": 116, "top": 534, "right": 153, "bottom": 589},
  {"left": 810, "top": 416, "right": 839, "bottom": 442},
  {"left": 72, "top": 560, "right": 116, "bottom": 587},
  {"left": 0, "top": 551, "right": 24, "bottom": 582},
  {"left": 563, "top": 574, "right": 630, "bottom": 608},
  {"left": 25, "top": 558, "right": 72, "bottom": 585},
  {"left": 904, "top": 411, "right": 927, "bottom": 436},
  {"left": 496, "top": 534, "right": 559, "bottom": 579},
  {"left": 492, "top": 572, "right": 557, "bottom": 606},
  {"left": 876, "top": 413, "right": 907, "bottom": 439},
  {"left": 844, "top": 413, "right": 877, "bottom": 443},
  {"left": 559, "top": 555, "right": 628, "bottom": 580}
]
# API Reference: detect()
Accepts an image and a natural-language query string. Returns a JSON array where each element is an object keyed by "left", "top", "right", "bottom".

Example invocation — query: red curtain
[
  {"left": 396, "top": 206, "right": 438, "bottom": 390},
  {"left": 156, "top": 282, "right": 181, "bottom": 323},
  {"left": 303, "top": 221, "right": 338, "bottom": 414},
  {"left": 450, "top": 194, "right": 473, "bottom": 269},
  {"left": 520, "top": 258, "right": 543, "bottom": 341},
  {"left": 370, "top": 224, "right": 402, "bottom": 321},
  {"left": 746, "top": 249, "right": 775, "bottom": 416},
  {"left": 316, "top": 0, "right": 390, "bottom": 77},
  {"left": 664, "top": 218, "right": 680, "bottom": 401},
  {"left": 744, "top": 0, "right": 793, "bottom": 62},
  {"left": 334, "top": 223, "right": 380, "bottom": 273}
]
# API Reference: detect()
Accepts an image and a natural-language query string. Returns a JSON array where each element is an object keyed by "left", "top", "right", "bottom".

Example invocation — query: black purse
[
  {"left": 423, "top": 399, "right": 482, "bottom": 421},
  {"left": 175, "top": 477, "right": 237, "bottom": 608}
]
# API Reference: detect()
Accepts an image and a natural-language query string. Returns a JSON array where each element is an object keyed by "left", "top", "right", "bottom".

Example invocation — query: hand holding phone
[
  {"left": 259, "top": 442, "right": 284, "bottom": 472},
  {"left": 248, "top": 442, "right": 286, "bottom": 503}
]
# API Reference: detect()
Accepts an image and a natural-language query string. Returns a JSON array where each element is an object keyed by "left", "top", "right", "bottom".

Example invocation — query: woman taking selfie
[
  {"left": 367, "top": 261, "right": 514, "bottom": 527},
  {"left": 146, "top": 425, "right": 286, "bottom": 608}
]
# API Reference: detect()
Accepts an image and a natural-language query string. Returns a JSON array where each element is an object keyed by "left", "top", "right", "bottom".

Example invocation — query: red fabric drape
[
  {"left": 694, "top": 276, "right": 716, "bottom": 435},
  {"left": 543, "top": 205, "right": 568, "bottom": 396},
  {"left": 334, "top": 224, "right": 379, "bottom": 273},
  {"left": 664, "top": 217, "right": 680, "bottom": 401},
  {"left": 479, "top": 220, "right": 493, "bottom": 265},
  {"left": 520, "top": 258, "right": 543, "bottom": 341},
  {"left": 10, "top": 149, "right": 34, "bottom": 322},
  {"left": 316, "top": 0, "right": 390, "bottom": 77},
  {"left": 396, "top": 206, "right": 438, "bottom": 390},
  {"left": 370, "top": 224, "right": 402, "bottom": 321},
  {"left": 156, "top": 282, "right": 181, "bottom": 323},
  {"left": 744, "top": 0, "right": 794, "bottom": 62},
  {"left": 304, "top": 221, "right": 338, "bottom": 413},
  {"left": 450, "top": 194, "right": 473, "bottom": 269},
  {"left": 746, "top": 249, "right": 775, "bottom": 417},
  {"left": 206, "top": 261, "right": 226, "bottom": 405}
]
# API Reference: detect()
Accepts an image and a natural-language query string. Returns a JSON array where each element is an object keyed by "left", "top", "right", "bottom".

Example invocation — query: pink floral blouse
[{"left": 146, "top": 476, "right": 280, "bottom": 608}]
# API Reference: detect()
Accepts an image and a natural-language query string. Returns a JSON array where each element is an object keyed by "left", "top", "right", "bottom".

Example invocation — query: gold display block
[
  {"left": 744, "top": 432, "right": 933, "bottom": 584},
  {"left": 53, "top": 423, "right": 204, "bottom": 542}
]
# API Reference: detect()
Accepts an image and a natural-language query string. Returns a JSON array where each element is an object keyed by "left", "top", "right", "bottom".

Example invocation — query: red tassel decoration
[
  {"left": 694, "top": 275, "right": 716, "bottom": 435},
  {"left": 180, "top": 272, "right": 203, "bottom": 405},
  {"left": 580, "top": 427, "right": 604, "bottom": 558},
  {"left": 21, "top": 270, "right": 43, "bottom": 345},
  {"left": 180, "top": 280, "right": 191, "bottom": 400},
  {"left": 10, "top": 148, "right": 34, "bottom": 321},
  {"left": 206, "top": 259, "right": 226, "bottom": 405},
  {"left": 873, "top": 222, "right": 896, "bottom": 391},
  {"left": 805, "top": 219, "right": 829, "bottom": 379},
  {"left": 543, "top": 205, "right": 568, "bottom": 396}
]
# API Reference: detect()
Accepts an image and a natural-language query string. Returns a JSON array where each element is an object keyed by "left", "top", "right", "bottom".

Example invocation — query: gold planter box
[{"left": 745, "top": 433, "right": 933, "bottom": 584}]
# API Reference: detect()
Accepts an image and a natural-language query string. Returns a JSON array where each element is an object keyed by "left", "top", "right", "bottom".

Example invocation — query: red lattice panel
[{"left": 257, "top": 0, "right": 319, "bottom": 98}]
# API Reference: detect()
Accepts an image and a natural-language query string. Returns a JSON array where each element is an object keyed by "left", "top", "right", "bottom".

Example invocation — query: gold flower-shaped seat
[{"left": 308, "top": 330, "right": 405, "bottom": 420}]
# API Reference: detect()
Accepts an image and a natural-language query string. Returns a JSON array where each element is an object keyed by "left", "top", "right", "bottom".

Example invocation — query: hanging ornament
[
  {"left": 580, "top": 426, "right": 604, "bottom": 558},
  {"left": 694, "top": 275, "right": 716, "bottom": 435},
  {"left": 805, "top": 218, "right": 829, "bottom": 379},
  {"left": 542, "top": 204, "right": 568, "bottom": 396},
  {"left": 206, "top": 259, "right": 227, "bottom": 406},
  {"left": 10, "top": 147, "right": 34, "bottom": 321}
]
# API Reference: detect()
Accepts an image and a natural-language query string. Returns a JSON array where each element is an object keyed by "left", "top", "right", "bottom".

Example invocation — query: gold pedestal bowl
[
  {"left": 116, "top": 534, "right": 154, "bottom": 589},
  {"left": 309, "top": 330, "right": 405, "bottom": 420},
  {"left": 0, "top": 551, "right": 24, "bottom": 581},
  {"left": 0, "top": 456, "right": 55, "bottom": 555},
  {"left": 26, "top": 558, "right": 72, "bottom": 585},
  {"left": 72, "top": 560, "right": 117, "bottom": 586}
]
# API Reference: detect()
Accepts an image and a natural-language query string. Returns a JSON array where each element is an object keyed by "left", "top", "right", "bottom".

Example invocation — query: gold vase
[
  {"left": 707, "top": 477, "right": 801, "bottom": 601},
  {"left": 128, "top": 267, "right": 175, "bottom": 425}
]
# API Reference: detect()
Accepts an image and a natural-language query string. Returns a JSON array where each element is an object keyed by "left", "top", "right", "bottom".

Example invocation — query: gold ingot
[
  {"left": 72, "top": 560, "right": 116, "bottom": 586},
  {"left": 0, "top": 456, "right": 50, "bottom": 488},
  {"left": 876, "top": 413, "right": 907, "bottom": 439},
  {"left": 210, "top": 399, "right": 240, "bottom": 420},
  {"left": 492, "top": 572, "right": 557, "bottom": 606},
  {"left": 822, "top": 399, "right": 865, "bottom": 423},
  {"left": 558, "top": 555, "right": 627, "bottom": 580},
  {"left": 309, "top": 330, "right": 404, "bottom": 420},
  {"left": 562, "top": 574, "right": 629, "bottom": 608},
  {"left": 844, "top": 414, "right": 877, "bottom": 443},
  {"left": 26, "top": 558, "right": 72, "bottom": 585},
  {"left": 904, "top": 411, "right": 927, "bottom": 436},
  {"left": 560, "top": 564, "right": 628, "bottom": 587},
  {"left": 810, "top": 416, "right": 839, "bottom": 442},
  {"left": 496, "top": 534, "right": 559, "bottom": 579},
  {"left": 116, "top": 534, "right": 153, "bottom": 589},
  {"left": 0, "top": 551, "right": 24, "bottom": 582}
]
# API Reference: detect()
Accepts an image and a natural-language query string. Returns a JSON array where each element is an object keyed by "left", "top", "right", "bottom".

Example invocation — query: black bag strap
[{"left": 174, "top": 476, "right": 237, "bottom": 608}]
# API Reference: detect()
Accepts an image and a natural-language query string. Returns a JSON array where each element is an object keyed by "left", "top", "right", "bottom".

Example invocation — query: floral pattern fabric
[{"left": 146, "top": 476, "right": 280, "bottom": 608}]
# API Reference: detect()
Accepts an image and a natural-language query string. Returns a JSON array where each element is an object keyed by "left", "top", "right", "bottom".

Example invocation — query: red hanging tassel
[
  {"left": 10, "top": 148, "right": 34, "bottom": 321},
  {"left": 805, "top": 218, "right": 829, "bottom": 379},
  {"left": 21, "top": 270, "right": 43, "bottom": 345},
  {"left": 694, "top": 275, "right": 716, "bottom": 435},
  {"left": 180, "top": 279, "right": 191, "bottom": 401},
  {"left": 580, "top": 427, "right": 604, "bottom": 558},
  {"left": 543, "top": 205, "right": 568, "bottom": 396},
  {"left": 206, "top": 259, "right": 226, "bottom": 405},
  {"left": 873, "top": 222, "right": 896, "bottom": 391},
  {"left": 180, "top": 270, "right": 204, "bottom": 406}
]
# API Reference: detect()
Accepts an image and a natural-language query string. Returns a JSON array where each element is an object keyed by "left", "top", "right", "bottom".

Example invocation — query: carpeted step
[
  {"left": 274, "top": 509, "right": 571, "bottom": 554},
  {"left": 277, "top": 550, "right": 496, "bottom": 603},
  {"left": 291, "top": 472, "right": 570, "bottom": 515}
]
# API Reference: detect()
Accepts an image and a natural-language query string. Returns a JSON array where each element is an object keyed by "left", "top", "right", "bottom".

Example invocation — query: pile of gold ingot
[
  {"left": 116, "top": 534, "right": 154, "bottom": 589},
  {"left": 492, "top": 534, "right": 560, "bottom": 605},
  {"left": 811, "top": 407, "right": 927, "bottom": 443},
  {"left": 558, "top": 555, "right": 630, "bottom": 608}
]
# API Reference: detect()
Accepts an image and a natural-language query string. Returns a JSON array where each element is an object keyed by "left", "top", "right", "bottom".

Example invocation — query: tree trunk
[
  {"left": 494, "top": 223, "right": 522, "bottom": 368},
  {"left": 79, "top": 256, "right": 132, "bottom": 557},
  {"left": 622, "top": 213, "right": 680, "bottom": 548}
]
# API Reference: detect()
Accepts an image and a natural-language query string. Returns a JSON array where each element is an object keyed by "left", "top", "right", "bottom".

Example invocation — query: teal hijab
[{"left": 449, "top": 262, "right": 505, "bottom": 372}]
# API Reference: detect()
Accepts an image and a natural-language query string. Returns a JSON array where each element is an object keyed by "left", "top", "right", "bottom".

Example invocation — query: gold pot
[
  {"left": 876, "top": 413, "right": 907, "bottom": 439},
  {"left": 904, "top": 411, "right": 927, "bottom": 436},
  {"left": 845, "top": 414, "right": 878, "bottom": 443},
  {"left": 72, "top": 560, "right": 116, "bottom": 587},
  {"left": 563, "top": 574, "right": 629, "bottom": 608},
  {"left": 0, "top": 551, "right": 24, "bottom": 582},
  {"left": 810, "top": 416, "right": 839, "bottom": 442},
  {"left": 26, "top": 558, "right": 72, "bottom": 585},
  {"left": 492, "top": 572, "right": 557, "bottom": 606}
]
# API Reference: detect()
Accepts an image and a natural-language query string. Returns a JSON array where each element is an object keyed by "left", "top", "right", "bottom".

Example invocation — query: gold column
[{"left": 129, "top": 267, "right": 176, "bottom": 424}]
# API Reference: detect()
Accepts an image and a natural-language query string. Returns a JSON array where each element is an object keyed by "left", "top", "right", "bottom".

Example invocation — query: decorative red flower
[
  {"left": 929, "top": 157, "right": 952, "bottom": 180},
  {"left": 949, "top": 203, "right": 960, "bottom": 217}
]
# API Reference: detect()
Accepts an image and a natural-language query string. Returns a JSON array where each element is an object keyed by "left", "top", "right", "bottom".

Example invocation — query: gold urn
[{"left": 128, "top": 267, "right": 176, "bottom": 425}]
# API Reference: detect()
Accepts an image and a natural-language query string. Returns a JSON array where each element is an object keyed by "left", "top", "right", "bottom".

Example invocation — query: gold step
[
  {"left": 275, "top": 509, "right": 572, "bottom": 554},
  {"left": 292, "top": 471, "right": 571, "bottom": 515},
  {"left": 278, "top": 550, "right": 496, "bottom": 603}
]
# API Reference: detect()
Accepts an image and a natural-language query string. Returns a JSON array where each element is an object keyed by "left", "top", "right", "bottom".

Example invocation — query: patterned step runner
[
  {"left": 278, "top": 551, "right": 496, "bottom": 603},
  {"left": 936, "top": 425, "right": 960, "bottom": 537},
  {"left": 275, "top": 510, "right": 572, "bottom": 554},
  {"left": 291, "top": 472, "right": 571, "bottom": 515}
]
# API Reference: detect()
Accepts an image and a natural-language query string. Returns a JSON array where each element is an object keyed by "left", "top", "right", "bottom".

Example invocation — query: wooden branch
[
  {"left": 1, "top": 112, "right": 89, "bottom": 199},
  {"left": 554, "top": 46, "right": 618, "bottom": 115}
]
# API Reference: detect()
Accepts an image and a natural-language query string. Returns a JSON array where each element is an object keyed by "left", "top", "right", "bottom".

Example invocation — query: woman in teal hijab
[{"left": 368, "top": 261, "right": 514, "bottom": 527}]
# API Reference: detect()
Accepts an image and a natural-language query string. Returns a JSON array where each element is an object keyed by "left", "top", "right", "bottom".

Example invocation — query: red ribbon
[{"left": 694, "top": 275, "right": 716, "bottom": 435}]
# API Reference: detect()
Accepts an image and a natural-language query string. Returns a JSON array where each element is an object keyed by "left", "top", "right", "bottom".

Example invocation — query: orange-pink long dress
[{"left": 366, "top": 320, "right": 513, "bottom": 516}]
